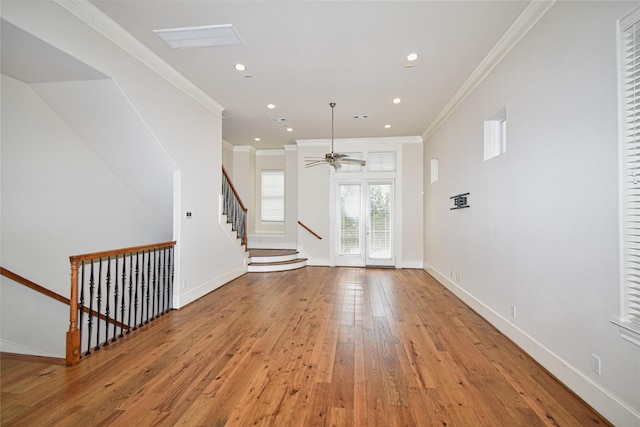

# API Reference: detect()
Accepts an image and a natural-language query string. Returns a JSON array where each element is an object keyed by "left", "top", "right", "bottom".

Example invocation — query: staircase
[{"left": 247, "top": 249, "right": 307, "bottom": 273}]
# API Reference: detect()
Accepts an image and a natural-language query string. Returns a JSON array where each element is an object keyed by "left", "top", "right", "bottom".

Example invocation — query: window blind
[
  {"left": 368, "top": 152, "right": 396, "bottom": 172},
  {"left": 261, "top": 170, "right": 284, "bottom": 222},
  {"left": 621, "top": 12, "right": 640, "bottom": 326}
]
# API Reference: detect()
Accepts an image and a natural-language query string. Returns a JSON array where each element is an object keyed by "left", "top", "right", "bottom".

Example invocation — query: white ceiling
[{"left": 3, "top": 1, "right": 532, "bottom": 150}]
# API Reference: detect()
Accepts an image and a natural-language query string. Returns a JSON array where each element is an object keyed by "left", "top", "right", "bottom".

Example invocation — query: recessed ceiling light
[
  {"left": 286, "top": 127, "right": 293, "bottom": 132},
  {"left": 267, "top": 104, "right": 276, "bottom": 109},
  {"left": 406, "top": 53, "right": 419, "bottom": 61},
  {"left": 384, "top": 124, "right": 391, "bottom": 129},
  {"left": 254, "top": 137, "right": 261, "bottom": 142},
  {"left": 234, "top": 63, "right": 246, "bottom": 71},
  {"left": 393, "top": 98, "right": 401, "bottom": 104}
]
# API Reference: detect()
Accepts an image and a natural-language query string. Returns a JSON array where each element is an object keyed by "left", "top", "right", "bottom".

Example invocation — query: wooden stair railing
[
  {"left": 222, "top": 166, "right": 248, "bottom": 248},
  {"left": 1, "top": 267, "right": 69, "bottom": 305},
  {"left": 67, "top": 241, "right": 176, "bottom": 366},
  {"left": 0, "top": 267, "right": 127, "bottom": 330},
  {"left": 298, "top": 221, "right": 322, "bottom": 240}
]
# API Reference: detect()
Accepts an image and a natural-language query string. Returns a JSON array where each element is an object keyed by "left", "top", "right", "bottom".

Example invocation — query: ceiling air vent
[
  {"left": 154, "top": 24, "right": 244, "bottom": 49},
  {"left": 353, "top": 115, "right": 369, "bottom": 119},
  {"left": 271, "top": 118, "right": 287, "bottom": 123}
]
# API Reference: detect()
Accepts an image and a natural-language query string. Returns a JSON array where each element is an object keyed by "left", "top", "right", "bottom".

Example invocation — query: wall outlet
[
  {"left": 456, "top": 274, "right": 461, "bottom": 283},
  {"left": 510, "top": 305, "right": 517, "bottom": 318},
  {"left": 182, "top": 280, "right": 187, "bottom": 289},
  {"left": 591, "top": 354, "right": 601, "bottom": 375}
]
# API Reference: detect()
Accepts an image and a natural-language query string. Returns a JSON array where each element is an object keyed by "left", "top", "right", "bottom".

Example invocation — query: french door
[{"left": 336, "top": 180, "right": 394, "bottom": 267}]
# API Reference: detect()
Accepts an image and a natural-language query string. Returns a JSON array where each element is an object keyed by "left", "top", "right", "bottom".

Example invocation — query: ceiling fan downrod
[{"left": 330, "top": 102, "right": 336, "bottom": 154}]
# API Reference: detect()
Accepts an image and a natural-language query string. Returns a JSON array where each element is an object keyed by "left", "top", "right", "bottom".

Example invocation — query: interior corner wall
[
  {"left": 1, "top": 2, "right": 247, "bottom": 314},
  {"left": 284, "top": 145, "right": 299, "bottom": 249},
  {"left": 222, "top": 141, "right": 234, "bottom": 175},
  {"left": 231, "top": 146, "right": 255, "bottom": 234},
  {"left": 422, "top": 2, "right": 639, "bottom": 425},
  {"left": 0, "top": 74, "right": 170, "bottom": 356},
  {"left": 254, "top": 150, "right": 286, "bottom": 235},
  {"left": 400, "top": 141, "right": 424, "bottom": 268},
  {"left": 296, "top": 142, "right": 333, "bottom": 264}
]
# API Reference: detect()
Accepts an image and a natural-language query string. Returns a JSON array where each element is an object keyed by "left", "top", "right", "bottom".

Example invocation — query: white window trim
[
  {"left": 484, "top": 108, "right": 507, "bottom": 161},
  {"left": 260, "top": 170, "right": 285, "bottom": 223},
  {"left": 615, "top": 5, "right": 640, "bottom": 346}
]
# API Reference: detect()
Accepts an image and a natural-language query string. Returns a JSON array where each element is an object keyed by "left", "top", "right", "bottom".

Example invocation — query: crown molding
[
  {"left": 283, "top": 144, "right": 298, "bottom": 152},
  {"left": 256, "top": 149, "right": 285, "bottom": 156},
  {"left": 55, "top": 0, "right": 225, "bottom": 117},
  {"left": 296, "top": 136, "right": 422, "bottom": 147},
  {"left": 233, "top": 145, "right": 255, "bottom": 153},
  {"left": 422, "top": 0, "right": 556, "bottom": 141}
]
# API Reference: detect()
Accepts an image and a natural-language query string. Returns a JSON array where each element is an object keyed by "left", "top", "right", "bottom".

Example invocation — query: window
[
  {"left": 430, "top": 158, "right": 439, "bottom": 183},
  {"left": 261, "top": 170, "right": 284, "bottom": 222},
  {"left": 339, "top": 184, "right": 361, "bottom": 255},
  {"left": 368, "top": 152, "right": 396, "bottom": 172},
  {"left": 619, "top": 8, "right": 640, "bottom": 335},
  {"left": 484, "top": 108, "right": 506, "bottom": 160}
]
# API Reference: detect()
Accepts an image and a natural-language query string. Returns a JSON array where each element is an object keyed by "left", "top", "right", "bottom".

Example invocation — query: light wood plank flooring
[{"left": 1, "top": 267, "right": 609, "bottom": 426}]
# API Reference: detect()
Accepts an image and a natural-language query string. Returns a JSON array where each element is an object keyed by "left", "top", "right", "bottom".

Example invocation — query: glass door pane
[
  {"left": 366, "top": 182, "right": 393, "bottom": 266},
  {"left": 339, "top": 184, "right": 361, "bottom": 256}
]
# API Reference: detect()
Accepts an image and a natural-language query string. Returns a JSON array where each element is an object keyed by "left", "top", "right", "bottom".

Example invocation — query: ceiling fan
[{"left": 304, "top": 102, "right": 367, "bottom": 170}]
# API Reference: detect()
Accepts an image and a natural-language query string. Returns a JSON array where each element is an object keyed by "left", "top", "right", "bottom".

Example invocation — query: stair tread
[
  {"left": 248, "top": 249, "right": 298, "bottom": 257},
  {"left": 248, "top": 258, "right": 307, "bottom": 266}
]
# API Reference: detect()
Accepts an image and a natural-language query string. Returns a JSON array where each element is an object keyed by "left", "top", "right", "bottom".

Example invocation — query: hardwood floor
[{"left": 1, "top": 267, "right": 609, "bottom": 426}]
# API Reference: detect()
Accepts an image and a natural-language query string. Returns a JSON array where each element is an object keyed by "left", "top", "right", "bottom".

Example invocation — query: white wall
[
  {"left": 297, "top": 141, "right": 333, "bottom": 264},
  {"left": 222, "top": 140, "right": 234, "bottom": 176},
  {"left": 423, "top": 2, "right": 639, "bottom": 425},
  {"left": 0, "top": 75, "right": 171, "bottom": 356},
  {"left": 247, "top": 148, "right": 301, "bottom": 249},
  {"left": 400, "top": 142, "right": 424, "bottom": 268},
  {"left": 231, "top": 145, "right": 255, "bottom": 234},
  {"left": 297, "top": 137, "right": 423, "bottom": 267},
  {"left": 1, "top": 0, "right": 247, "bottom": 354}
]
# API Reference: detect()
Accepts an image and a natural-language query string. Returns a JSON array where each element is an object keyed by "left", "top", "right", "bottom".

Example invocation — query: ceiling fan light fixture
[{"left": 304, "top": 102, "right": 366, "bottom": 170}]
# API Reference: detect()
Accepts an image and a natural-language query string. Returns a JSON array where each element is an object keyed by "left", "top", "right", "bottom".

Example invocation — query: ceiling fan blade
[
  {"left": 341, "top": 158, "right": 367, "bottom": 166},
  {"left": 305, "top": 160, "right": 326, "bottom": 168}
]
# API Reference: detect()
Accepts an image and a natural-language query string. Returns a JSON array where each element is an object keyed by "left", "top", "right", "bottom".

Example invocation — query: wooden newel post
[{"left": 66, "top": 257, "right": 81, "bottom": 366}]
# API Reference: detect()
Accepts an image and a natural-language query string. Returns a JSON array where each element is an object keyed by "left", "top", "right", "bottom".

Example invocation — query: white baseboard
[
  {"left": 425, "top": 265, "right": 640, "bottom": 427},
  {"left": 306, "top": 258, "right": 331, "bottom": 266},
  {"left": 175, "top": 265, "right": 247, "bottom": 308},
  {"left": 246, "top": 234, "right": 297, "bottom": 250},
  {"left": 399, "top": 260, "right": 424, "bottom": 269},
  {"left": 0, "top": 338, "right": 62, "bottom": 358}
]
